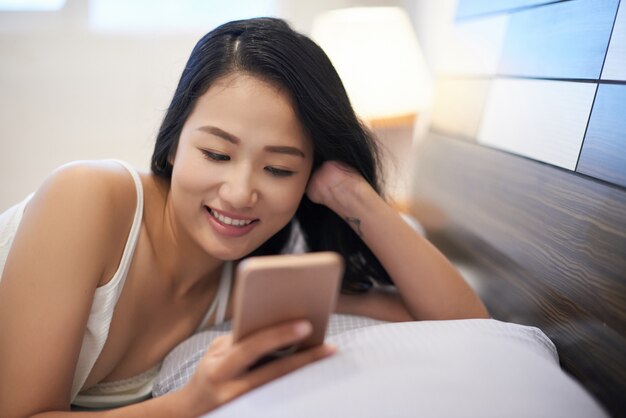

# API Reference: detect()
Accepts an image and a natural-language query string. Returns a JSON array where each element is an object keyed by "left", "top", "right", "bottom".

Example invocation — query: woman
[{"left": 0, "top": 17, "right": 488, "bottom": 417}]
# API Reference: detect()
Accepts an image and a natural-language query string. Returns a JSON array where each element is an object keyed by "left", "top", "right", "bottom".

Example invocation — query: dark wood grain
[{"left": 410, "top": 133, "right": 626, "bottom": 416}]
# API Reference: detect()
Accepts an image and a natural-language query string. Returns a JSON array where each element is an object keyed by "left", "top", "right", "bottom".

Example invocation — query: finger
[
  {"left": 213, "top": 320, "right": 313, "bottom": 379},
  {"left": 206, "top": 334, "right": 233, "bottom": 356},
  {"left": 229, "top": 343, "right": 336, "bottom": 398},
  {"left": 196, "top": 335, "right": 233, "bottom": 383}
]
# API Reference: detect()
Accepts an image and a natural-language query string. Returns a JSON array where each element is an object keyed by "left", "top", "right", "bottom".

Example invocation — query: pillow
[
  {"left": 154, "top": 317, "right": 608, "bottom": 418},
  {"left": 153, "top": 314, "right": 386, "bottom": 397}
]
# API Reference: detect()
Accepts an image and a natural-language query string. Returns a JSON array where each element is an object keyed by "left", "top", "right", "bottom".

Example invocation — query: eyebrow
[
  {"left": 198, "top": 126, "right": 239, "bottom": 144},
  {"left": 197, "top": 125, "right": 306, "bottom": 158}
]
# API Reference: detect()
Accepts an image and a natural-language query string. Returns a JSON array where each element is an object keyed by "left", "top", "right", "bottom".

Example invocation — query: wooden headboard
[{"left": 409, "top": 1, "right": 626, "bottom": 416}]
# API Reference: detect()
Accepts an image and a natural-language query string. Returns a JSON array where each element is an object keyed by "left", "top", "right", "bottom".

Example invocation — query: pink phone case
[{"left": 232, "top": 252, "right": 343, "bottom": 350}]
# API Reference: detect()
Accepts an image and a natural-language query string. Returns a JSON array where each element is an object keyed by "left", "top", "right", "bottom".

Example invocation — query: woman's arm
[
  {"left": 0, "top": 162, "right": 136, "bottom": 417},
  {"left": 307, "top": 161, "right": 489, "bottom": 321},
  {"left": 336, "top": 287, "right": 415, "bottom": 322}
]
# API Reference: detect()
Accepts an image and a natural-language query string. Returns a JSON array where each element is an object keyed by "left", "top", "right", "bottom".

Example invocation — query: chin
[
  {"left": 202, "top": 224, "right": 287, "bottom": 261},
  {"left": 209, "top": 248, "right": 247, "bottom": 262},
  {"left": 205, "top": 241, "right": 258, "bottom": 262}
]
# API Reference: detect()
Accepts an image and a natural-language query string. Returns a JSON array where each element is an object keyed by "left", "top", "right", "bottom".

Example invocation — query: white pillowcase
[
  {"left": 155, "top": 317, "right": 608, "bottom": 418},
  {"left": 153, "top": 314, "right": 386, "bottom": 397}
]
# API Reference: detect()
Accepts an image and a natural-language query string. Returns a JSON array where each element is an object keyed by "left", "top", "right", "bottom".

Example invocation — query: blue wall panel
[
  {"left": 498, "top": 0, "right": 618, "bottom": 79},
  {"left": 456, "top": 0, "right": 563, "bottom": 19},
  {"left": 602, "top": 2, "right": 626, "bottom": 81},
  {"left": 577, "top": 84, "right": 626, "bottom": 188}
]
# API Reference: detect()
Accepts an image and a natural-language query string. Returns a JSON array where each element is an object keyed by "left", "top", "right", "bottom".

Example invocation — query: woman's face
[{"left": 169, "top": 73, "right": 313, "bottom": 260}]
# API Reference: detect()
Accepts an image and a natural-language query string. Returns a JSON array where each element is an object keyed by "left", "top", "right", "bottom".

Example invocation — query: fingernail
[{"left": 294, "top": 321, "right": 312, "bottom": 337}]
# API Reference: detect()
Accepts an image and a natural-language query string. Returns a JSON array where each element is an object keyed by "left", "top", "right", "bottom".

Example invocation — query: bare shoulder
[
  {"left": 24, "top": 160, "right": 140, "bottom": 283},
  {"left": 36, "top": 159, "right": 137, "bottom": 220},
  {"left": 38, "top": 160, "right": 137, "bottom": 210}
]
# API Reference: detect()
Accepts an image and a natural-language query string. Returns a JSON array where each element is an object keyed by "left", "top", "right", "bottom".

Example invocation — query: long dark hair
[{"left": 151, "top": 17, "right": 392, "bottom": 293}]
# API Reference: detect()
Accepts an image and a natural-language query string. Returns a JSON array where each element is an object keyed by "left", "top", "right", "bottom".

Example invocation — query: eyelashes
[
  {"left": 201, "top": 150, "right": 230, "bottom": 162},
  {"left": 264, "top": 166, "right": 294, "bottom": 177},
  {"left": 200, "top": 149, "right": 295, "bottom": 177}
]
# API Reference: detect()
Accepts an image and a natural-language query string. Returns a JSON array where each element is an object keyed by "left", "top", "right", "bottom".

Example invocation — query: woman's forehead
[{"left": 187, "top": 73, "right": 312, "bottom": 153}]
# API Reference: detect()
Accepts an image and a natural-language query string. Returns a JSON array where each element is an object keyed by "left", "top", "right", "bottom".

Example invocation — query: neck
[{"left": 147, "top": 176, "right": 225, "bottom": 297}]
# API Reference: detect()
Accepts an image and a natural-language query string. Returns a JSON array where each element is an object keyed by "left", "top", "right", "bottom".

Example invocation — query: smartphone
[{"left": 232, "top": 252, "right": 344, "bottom": 359}]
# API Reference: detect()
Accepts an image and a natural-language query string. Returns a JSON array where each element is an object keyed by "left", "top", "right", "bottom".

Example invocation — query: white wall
[
  {"left": 0, "top": 0, "right": 201, "bottom": 211},
  {"left": 0, "top": 0, "right": 454, "bottom": 211}
]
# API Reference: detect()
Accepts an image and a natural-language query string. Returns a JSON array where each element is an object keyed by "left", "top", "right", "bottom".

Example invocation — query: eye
[
  {"left": 201, "top": 149, "right": 230, "bottom": 162},
  {"left": 265, "top": 166, "right": 294, "bottom": 177}
]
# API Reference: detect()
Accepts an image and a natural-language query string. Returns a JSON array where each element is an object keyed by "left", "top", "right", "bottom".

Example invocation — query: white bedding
[{"left": 154, "top": 316, "right": 608, "bottom": 418}]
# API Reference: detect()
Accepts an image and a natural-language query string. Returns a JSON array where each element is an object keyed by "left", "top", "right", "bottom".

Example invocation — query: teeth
[{"left": 210, "top": 208, "right": 253, "bottom": 227}]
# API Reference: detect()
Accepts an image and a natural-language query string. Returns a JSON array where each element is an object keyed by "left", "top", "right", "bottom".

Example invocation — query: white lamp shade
[{"left": 312, "top": 7, "right": 431, "bottom": 121}]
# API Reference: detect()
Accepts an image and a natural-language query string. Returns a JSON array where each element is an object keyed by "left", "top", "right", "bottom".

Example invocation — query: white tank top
[{"left": 0, "top": 160, "right": 233, "bottom": 408}]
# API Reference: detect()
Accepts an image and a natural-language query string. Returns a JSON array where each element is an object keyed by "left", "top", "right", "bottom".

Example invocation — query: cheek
[
  {"left": 177, "top": 171, "right": 204, "bottom": 195},
  {"left": 172, "top": 154, "right": 213, "bottom": 195},
  {"left": 263, "top": 179, "right": 308, "bottom": 218}
]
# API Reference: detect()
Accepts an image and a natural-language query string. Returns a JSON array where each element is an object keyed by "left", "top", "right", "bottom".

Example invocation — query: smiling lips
[
  {"left": 209, "top": 207, "right": 255, "bottom": 226},
  {"left": 205, "top": 206, "right": 259, "bottom": 237}
]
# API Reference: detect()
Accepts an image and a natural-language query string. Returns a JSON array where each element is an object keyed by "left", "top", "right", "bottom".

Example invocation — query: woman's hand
[
  {"left": 306, "top": 161, "right": 372, "bottom": 219},
  {"left": 177, "top": 320, "right": 335, "bottom": 417}
]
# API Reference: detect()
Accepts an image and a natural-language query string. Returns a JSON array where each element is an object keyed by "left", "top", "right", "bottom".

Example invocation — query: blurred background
[{"left": 0, "top": 0, "right": 457, "bottom": 211}]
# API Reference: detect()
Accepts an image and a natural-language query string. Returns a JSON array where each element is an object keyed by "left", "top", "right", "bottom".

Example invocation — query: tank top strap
[
  {"left": 70, "top": 159, "right": 144, "bottom": 401},
  {"left": 196, "top": 261, "right": 233, "bottom": 331},
  {"left": 108, "top": 160, "right": 144, "bottom": 287}
]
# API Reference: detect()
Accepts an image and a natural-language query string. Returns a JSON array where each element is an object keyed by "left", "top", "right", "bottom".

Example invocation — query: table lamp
[
  {"left": 311, "top": 6, "right": 430, "bottom": 126},
  {"left": 311, "top": 7, "right": 431, "bottom": 204}
]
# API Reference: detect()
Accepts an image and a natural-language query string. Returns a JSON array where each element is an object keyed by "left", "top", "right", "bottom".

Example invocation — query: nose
[{"left": 219, "top": 167, "right": 258, "bottom": 209}]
